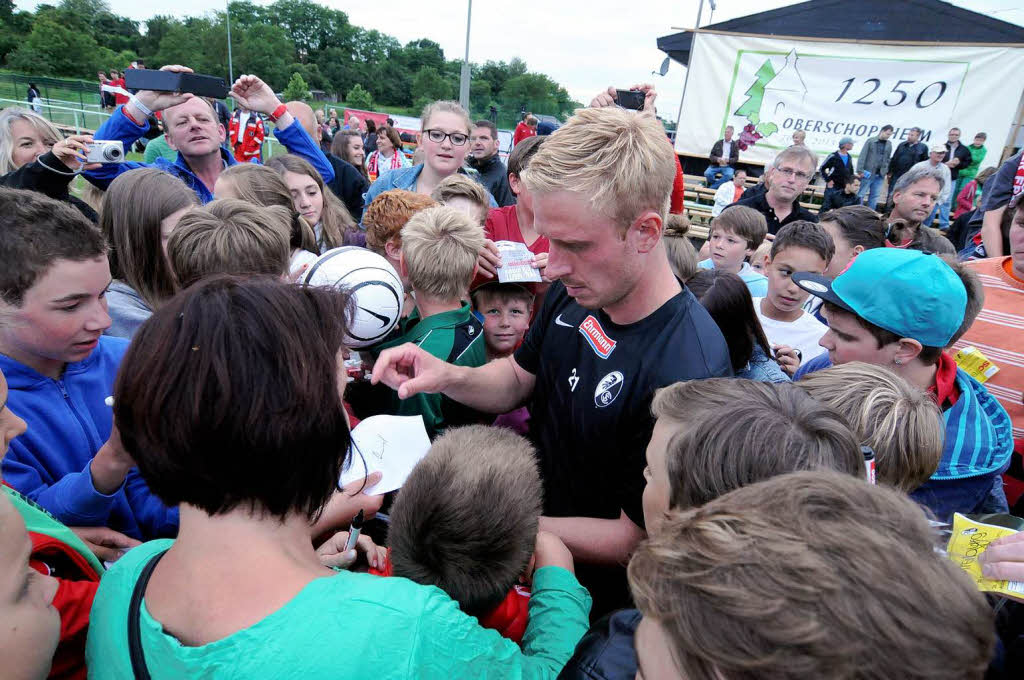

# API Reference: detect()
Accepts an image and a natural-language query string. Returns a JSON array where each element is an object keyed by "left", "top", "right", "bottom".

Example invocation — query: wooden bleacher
[{"left": 679, "top": 172, "right": 827, "bottom": 244}]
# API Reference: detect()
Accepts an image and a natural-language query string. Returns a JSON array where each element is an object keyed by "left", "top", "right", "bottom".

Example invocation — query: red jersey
[
  {"left": 472, "top": 205, "right": 549, "bottom": 293},
  {"left": 111, "top": 78, "right": 130, "bottom": 106},
  {"left": 513, "top": 122, "right": 536, "bottom": 146}
]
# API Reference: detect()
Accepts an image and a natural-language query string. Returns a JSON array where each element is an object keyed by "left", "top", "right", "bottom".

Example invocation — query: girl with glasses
[{"left": 360, "top": 100, "right": 496, "bottom": 221}]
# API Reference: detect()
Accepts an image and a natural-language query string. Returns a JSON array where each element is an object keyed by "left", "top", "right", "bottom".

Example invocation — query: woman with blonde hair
[
  {"left": 0, "top": 106, "right": 100, "bottom": 220},
  {"left": 362, "top": 101, "right": 496, "bottom": 210},
  {"left": 214, "top": 163, "right": 319, "bottom": 276},
  {"left": 100, "top": 168, "right": 198, "bottom": 338},
  {"left": 266, "top": 154, "right": 363, "bottom": 250}
]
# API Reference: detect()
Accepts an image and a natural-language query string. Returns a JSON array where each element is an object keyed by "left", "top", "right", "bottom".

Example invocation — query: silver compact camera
[{"left": 85, "top": 140, "right": 125, "bottom": 163}]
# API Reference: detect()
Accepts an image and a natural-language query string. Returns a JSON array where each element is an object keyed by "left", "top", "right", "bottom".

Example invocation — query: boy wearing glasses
[{"left": 735, "top": 146, "right": 819, "bottom": 234}]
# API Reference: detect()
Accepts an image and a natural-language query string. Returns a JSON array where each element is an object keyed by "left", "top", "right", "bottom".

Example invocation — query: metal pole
[
  {"left": 458, "top": 0, "right": 472, "bottom": 110},
  {"left": 675, "top": 0, "right": 706, "bottom": 138},
  {"left": 226, "top": 1, "right": 234, "bottom": 84}
]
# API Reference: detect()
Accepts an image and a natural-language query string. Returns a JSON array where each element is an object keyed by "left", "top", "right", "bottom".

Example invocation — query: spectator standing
[
  {"left": 212, "top": 99, "right": 230, "bottom": 133},
  {"left": 711, "top": 168, "right": 746, "bottom": 216},
  {"left": 703, "top": 125, "right": 739, "bottom": 189},
  {"left": 958, "top": 132, "right": 988, "bottom": 193},
  {"left": 792, "top": 129, "right": 806, "bottom": 146},
  {"left": 108, "top": 71, "right": 130, "bottom": 108},
  {"left": 734, "top": 145, "right": 819, "bottom": 234},
  {"left": 911, "top": 145, "right": 954, "bottom": 231},
  {"left": 26, "top": 82, "right": 40, "bottom": 109},
  {"left": 819, "top": 136, "right": 856, "bottom": 197},
  {"left": 366, "top": 126, "right": 410, "bottom": 182},
  {"left": 227, "top": 107, "right": 265, "bottom": 164},
  {"left": 887, "top": 126, "right": 928, "bottom": 202},
  {"left": 98, "top": 71, "right": 113, "bottom": 109},
  {"left": 943, "top": 127, "right": 973, "bottom": 221},
  {"left": 855, "top": 124, "right": 893, "bottom": 209},
  {"left": 328, "top": 108, "right": 340, "bottom": 134},
  {"left": 363, "top": 118, "right": 377, "bottom": 154},
  {"left": 513, "top": 113, "right": 538, "bottom": 146},
  {"left": 467, "top": 119, "right": 515, "bottom": 207}
]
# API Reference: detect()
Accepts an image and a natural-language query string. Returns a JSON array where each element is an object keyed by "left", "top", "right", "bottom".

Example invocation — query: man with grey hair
[
  {"left": 909, "top": 144, "right": 954, "bottom": 230},
  {"left": 888, "top": 126, "right": 928, "bottom": 202},
  {"left": 886, "top": 162, "right": 955, "bottom": 254},
  {"left": 704, "top": 125, "right": 739, "bottom": 188},
  {"left": 734, "top": 145, "right": 819, "bottom": 234}
]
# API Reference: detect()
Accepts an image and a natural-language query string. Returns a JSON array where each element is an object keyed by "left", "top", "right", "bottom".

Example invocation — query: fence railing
[{"left": 0, "top": 97, "right": 110, "bottom": 134}]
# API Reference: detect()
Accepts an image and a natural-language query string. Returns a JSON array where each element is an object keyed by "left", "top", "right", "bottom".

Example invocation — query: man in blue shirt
[{"left": 84, "top": 65, "right": 333, "bottom": 204}]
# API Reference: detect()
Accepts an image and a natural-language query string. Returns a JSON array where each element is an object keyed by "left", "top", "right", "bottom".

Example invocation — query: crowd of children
[{"left": 1, "top": 65, "right": 1023, "bottom": 680}]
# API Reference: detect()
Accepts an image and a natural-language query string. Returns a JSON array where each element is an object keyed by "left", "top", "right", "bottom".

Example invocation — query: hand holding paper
[{"left": 340, "top": 415, "right": 432, "bottom": 495}]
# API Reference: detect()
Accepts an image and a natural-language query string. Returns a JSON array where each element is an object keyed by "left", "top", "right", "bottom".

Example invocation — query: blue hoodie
[
  {"left": 82, "top": 106, "right": 334, "bottom": 204},
  {"left": 0, "top": 337, "right": 178, "bottom": 540}
]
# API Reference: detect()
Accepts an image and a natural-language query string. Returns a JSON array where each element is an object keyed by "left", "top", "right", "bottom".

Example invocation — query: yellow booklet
[
  {"left": 954, "top": 346, "right": 999, "bottom": 384},
  {"left": 947, "top": 513, "right": 1024, "bottom": 598}
]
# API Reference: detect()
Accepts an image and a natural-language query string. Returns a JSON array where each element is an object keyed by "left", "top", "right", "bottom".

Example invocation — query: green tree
[
  {"left": 8, "top": 15, "right": 112, "bottom": 77},
  {"left": 411, "top": 65, "right": 452, "bottom": 109},
  {"left": 500, "top": 72, "right": 559, "bottom": 116},
  {"left": 269, "top": 0, "right": 355, "bottom": 63},
  {"left": 345, "top": 83, "right": 372, "bottom": 110},
  {"left": 283, "top": 72, "right": 310, "bottom": 102}
]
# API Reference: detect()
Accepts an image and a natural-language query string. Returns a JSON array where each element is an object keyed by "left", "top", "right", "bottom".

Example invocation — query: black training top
[{"left": 514, "top": 281, "right": 732, "bottom": 529}]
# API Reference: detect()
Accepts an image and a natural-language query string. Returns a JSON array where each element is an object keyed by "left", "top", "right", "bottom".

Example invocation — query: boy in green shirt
[
  {"left": 374, "top": 205, "right": 488, "bottom": 435},
  {"left": 957, "top": 132, "right": 988, "bottom": 193}
]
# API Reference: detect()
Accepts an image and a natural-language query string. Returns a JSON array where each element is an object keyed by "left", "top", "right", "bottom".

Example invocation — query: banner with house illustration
[{"left": 675, "top": 32, "right": 1024, "bottom": 165}]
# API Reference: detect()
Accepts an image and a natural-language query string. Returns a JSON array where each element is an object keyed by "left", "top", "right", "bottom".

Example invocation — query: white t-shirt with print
[{"left": 753, "top": 297, "right": 828, "bottom": 363}]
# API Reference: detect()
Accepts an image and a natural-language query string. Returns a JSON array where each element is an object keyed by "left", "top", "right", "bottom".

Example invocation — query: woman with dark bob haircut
[
  {"left": 85, "top": 277, "right": 591, "bottom": 678},
  {"left": 687, "top": 269, "right": 789, "bottom": 383}
]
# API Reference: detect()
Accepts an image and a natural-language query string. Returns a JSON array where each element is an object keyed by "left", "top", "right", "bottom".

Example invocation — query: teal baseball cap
[{"left": 792, "top": 248, "right": 967, "bottom": 347}]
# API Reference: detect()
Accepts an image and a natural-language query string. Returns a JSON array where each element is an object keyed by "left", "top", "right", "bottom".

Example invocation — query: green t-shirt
[
  {"left": 375, "top": 302, "right": 487, "bottom": 436},
  {"left": 143, "top": 134, "right": 178, "bottom": 164},
  {"left": 86, "top": 539, "right": 591, "bottom": 679},
  {"left": 3, "top": 486, "right": 104, "bottom": 575},
  {"left": 960, "top": 144, "right": 987, "bottom": 182}
]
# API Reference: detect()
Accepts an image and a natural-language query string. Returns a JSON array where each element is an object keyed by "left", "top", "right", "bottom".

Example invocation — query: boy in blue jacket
[
  {"left": 0, "top": 188, "right": 178, "bottom": 540},
  {"left": 83, "top": 65, "right": 333, "bottom": 204},
  {"left": 792, "top": 248, "right": 1013, "bottom": 523}
]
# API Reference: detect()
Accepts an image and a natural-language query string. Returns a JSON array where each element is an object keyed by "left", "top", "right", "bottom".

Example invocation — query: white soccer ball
[{"left": 300, "top": 246, "right": 404, "bottom": 348}]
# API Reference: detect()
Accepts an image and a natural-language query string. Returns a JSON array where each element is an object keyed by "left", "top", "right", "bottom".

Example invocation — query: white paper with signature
[
  {"left": 340, "top": 415, "right": 431, "bottom": 494},
  {"left": 495, "top": 240, "right": 542, "bottom": 283}
]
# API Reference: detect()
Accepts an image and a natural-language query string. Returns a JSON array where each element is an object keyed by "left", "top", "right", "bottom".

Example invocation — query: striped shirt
[{"left": 955, "top": 257, "right": 1024, "bottom": 441}]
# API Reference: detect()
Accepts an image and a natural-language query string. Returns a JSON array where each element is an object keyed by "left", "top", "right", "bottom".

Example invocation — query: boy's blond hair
[
  {"left": 401, "top": 206, "right": 484, "bottom": 300},
  {"left": 168, "top": 200, "right": 291, "bottom": 288},
  {"left": 389, "top": 425, "right": 542, "bottom": 616},
  {"left": 798, "top": 362, "right": 943, "bottom": 492},
  {"left": 629, "top": 471, "right": 994, "bottom": 680},
  {"left": 362, "top": 190, "right": 437, "bottom": 253},
  {"left": 521, "top": 107, "right": 675, "bottom": 232},
  {"left": 431, "top": 174, "right": 489, "bottom": 224}
]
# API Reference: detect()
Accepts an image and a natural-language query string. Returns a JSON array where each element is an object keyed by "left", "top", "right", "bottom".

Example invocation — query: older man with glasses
[{"left": 733, "top": 146, "right": 820, "bottom": 235}]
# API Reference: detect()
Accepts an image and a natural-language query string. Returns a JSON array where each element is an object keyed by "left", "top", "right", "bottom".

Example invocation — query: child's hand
[
  {"left": 317, "top": 531, "right": 387, "bottom": 570},
  {"left": 477, "top": 239, "right": 501, "bottom": 279},
  {"left": 980, "top": 531, "right": 1024, "bottom": 601},
  {"left": 533, "top": 530, "right": 574, "bottom": 573},
  {"left": 772, "top": 344, "right": 803, "bottom": 377},
  {"left": 70, "top": 526, "right": 141, "bottom": 563},
  {"left": 531, "top": 252, "right": 549, "bottom": 281}
]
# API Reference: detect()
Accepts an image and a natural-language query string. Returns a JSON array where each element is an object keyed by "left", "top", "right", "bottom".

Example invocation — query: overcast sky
[{"left": 15, "top": 0, "right": 1024, "bottom": 121}]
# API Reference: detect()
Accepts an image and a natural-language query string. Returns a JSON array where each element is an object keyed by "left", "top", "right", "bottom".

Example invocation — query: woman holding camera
[{"left": 0, "top": 106, "right": 100, "bottom": 220}]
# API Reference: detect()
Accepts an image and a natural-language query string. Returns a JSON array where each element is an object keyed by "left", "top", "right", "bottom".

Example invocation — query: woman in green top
[{"left": 86, "top": 276, "right": 591, "bottom": 679}]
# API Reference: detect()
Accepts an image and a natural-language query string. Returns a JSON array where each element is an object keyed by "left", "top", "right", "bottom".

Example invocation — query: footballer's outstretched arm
[{"left": 372, "top": 343, "right": 535, "bottom": 414}]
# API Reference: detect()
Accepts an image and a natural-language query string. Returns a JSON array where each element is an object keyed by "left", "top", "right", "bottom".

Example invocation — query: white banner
[{"left": 675, "top": 33, "right": 1024, "bottom": 166}]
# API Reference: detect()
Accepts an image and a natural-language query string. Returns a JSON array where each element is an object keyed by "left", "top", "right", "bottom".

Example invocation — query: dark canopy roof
[{"left": 658, "top": 0, "right": 1024, "bottom": 65}]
